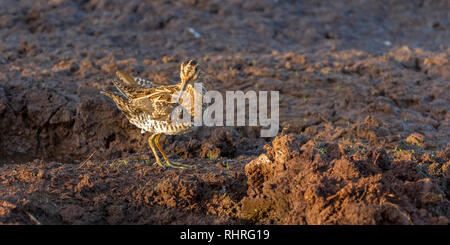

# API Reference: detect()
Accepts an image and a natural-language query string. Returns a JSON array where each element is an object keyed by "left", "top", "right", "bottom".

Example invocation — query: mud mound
[{"left": 242, "top": 134, "right": 450, "bottom": 224}]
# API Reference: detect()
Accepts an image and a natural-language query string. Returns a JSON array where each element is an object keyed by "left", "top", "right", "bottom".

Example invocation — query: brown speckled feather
[
  {"left": 101, "top": 59, "right": 206, "bottom": 168},
  {"left": 102, "top": 59, "right": 203, "bottom": 125}
]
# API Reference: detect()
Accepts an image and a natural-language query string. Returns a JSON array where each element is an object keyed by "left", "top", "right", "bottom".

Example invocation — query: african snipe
[{"left": 101, "top": 59, "right": 205, "bottom": 168}]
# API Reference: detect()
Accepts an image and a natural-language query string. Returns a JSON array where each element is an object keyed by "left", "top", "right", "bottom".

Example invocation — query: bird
[{"left": 101, "top": 59, "right": 205, "bottom": 168}]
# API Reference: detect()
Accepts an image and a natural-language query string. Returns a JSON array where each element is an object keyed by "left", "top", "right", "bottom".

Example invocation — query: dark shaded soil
[{"left": 0, "top": 0, "right": 449, "bottom": 224}]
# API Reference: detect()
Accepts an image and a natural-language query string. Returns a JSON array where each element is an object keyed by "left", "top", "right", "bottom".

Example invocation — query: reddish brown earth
[{"left": 0, "top": 0, "right": 449, "bottom": 224}]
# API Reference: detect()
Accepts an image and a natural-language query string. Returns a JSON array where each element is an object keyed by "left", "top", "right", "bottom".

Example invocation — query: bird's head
[{"left": 180, "top": 59, "right": 200, "bottom": 86}]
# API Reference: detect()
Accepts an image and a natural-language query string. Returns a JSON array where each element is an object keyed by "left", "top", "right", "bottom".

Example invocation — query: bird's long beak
[{"left": 175, "top": 77, "right": 190, "bottom": 104}]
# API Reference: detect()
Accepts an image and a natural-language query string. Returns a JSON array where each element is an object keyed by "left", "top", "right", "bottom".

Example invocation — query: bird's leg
[
  {"left": 148, "top": 134, "right": 165, "bottom": 167},
  {"left": 154, "top": 134, "right": 191, "bottom": 168}
]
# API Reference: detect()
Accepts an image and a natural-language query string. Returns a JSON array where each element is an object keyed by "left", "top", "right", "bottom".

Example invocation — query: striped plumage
[{"left": 101, "top": 59, "right": 204, "bottom": 168}]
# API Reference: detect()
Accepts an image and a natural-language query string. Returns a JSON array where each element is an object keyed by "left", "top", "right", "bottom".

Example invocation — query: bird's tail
[
  {"left": 116, "top": 70, "right": 136, "bottom": 85},
  {"left": 110, "top": 77, "right": 148, "bottom": 100},
  {"left": 100, "top": 90, "right": 134, "bottom": 118}
]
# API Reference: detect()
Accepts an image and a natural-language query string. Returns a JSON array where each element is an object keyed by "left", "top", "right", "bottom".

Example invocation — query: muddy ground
[{"left": 0, "top": 0, "right": 449, "bottom": 224}]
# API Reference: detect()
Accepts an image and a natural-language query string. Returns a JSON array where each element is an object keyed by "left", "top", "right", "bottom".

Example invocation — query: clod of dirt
[
  {"left": 242, "top": 134, "right": 450, "bottom": 225},
  {"left": 200, "top": 128, "right": 236, "bottom": 159}
]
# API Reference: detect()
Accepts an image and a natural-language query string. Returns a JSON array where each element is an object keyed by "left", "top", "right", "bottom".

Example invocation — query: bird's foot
[
  {"left": 164, "top": 159, "right": 193, "bottom": 169},
  {"left": 152, "top": 160, "right": 166, "bottom": 168}
]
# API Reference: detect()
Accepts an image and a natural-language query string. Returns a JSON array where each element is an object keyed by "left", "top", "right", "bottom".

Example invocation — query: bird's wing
[
  {"left": 130, "top": 92, "right": 176, "bottom": 122},
  {"left": 111, "top": 69, "right": 194, "bottom": 122},
  {"left": 129, "top": 84, "right": 196, "bottom": 122},
  {"left": 102, "top": 87, "right": 175, "bottom": 122}
]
